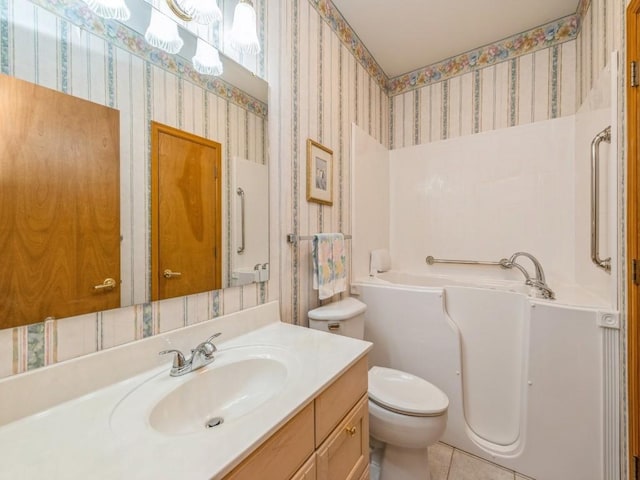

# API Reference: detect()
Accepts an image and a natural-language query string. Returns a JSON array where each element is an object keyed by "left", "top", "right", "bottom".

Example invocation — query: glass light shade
[
  {"left": 229, "top": 0, "right": 260, "bottom": 55},
  {"left": 192, "top": 38, "right": 223, "bottom": 76},
  {"left": 145, "top": 8, "right": 184, "bottom": 55},
  {"left": 82, "top": 0, "right": 130, "bottom": 20},
  {"left": 173, "top": 0, "right": 222, "bottom": 25}
]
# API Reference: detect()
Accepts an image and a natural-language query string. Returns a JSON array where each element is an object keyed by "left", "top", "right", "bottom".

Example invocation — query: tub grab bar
[
  {"left": 590, "top": 126, "right": 611, "bottom": 273},
  {"left": 425, "top": 256, "right": 505, "bottom": 267}
]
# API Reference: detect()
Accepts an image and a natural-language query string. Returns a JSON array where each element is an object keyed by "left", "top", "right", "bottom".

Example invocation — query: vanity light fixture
[
  {"left": 229, "top": 0, "right": 260, "bottom": 55},
  {"left": 82, "top": 0, "right": 260, "bottom": 77},
  {"left": 192, "top": 38, "right": 224, "bottom": 76},
  {"left": 145, "top": 6, "right": 184, "bottom": 55},
  {"left": 166, "top": 0, "right": 222, "bottom": 25},
  {"left": 81, "top": 0, "right": 130, "bottom": 20}
]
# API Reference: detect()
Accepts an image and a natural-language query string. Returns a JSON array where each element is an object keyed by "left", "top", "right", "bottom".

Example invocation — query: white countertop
[{"left": 0, "top": 303, "right": 371, "bottom": 479}]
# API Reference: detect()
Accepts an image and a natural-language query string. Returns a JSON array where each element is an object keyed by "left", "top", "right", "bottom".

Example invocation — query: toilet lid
[{"left": 368, "top": 366, "right": 449, "bottom": 417}]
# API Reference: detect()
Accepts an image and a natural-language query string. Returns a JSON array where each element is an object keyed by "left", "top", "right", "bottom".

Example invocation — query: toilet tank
[{"left": 308, "top": 297, "right": 367, "bottom": 339}]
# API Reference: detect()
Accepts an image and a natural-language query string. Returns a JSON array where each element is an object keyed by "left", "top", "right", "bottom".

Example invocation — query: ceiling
[{"left": 330, "top": 0, "right": 580, "bottom": 78}]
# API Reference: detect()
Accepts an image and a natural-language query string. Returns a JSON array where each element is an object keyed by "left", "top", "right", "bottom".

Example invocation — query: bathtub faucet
[{"left": 499, "top": 252, "right": 555, "bottom": 300}]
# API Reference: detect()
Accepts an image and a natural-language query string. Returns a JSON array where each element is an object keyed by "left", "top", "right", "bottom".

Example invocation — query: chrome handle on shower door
[
  {"left": 591, "top": 126, "right": 612, "bottom": 273},
  {"left": 237, "top": 187, "right": 245, "bottom": 254}
]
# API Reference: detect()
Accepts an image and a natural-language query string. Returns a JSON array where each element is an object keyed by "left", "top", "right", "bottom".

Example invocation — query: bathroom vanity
[
  {"left": 0, "top": 301, "right": 371, "bottom": 479},
  {"left": 225, "top": 356, "right": 369, "bottom": 480}
]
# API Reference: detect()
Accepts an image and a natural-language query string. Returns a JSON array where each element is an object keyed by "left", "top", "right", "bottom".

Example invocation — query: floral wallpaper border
[
  {"left": 312, "top": 0, "right": 592, "bottom": 97},
  {"left": 308, "top": 0, "right": 388, "bottom": 90},
  {"left": 388, "top": 14, "right": 580, "bottom": 96},
  {"left": 32, "top": 0, "right": 268, "bottom": 117},
  {"left": 576, "top": 0, "right": 591, "bottom": 22}
]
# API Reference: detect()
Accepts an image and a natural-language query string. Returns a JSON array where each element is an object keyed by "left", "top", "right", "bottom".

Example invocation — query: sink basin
[
  {"left": 150, "top": 357, "right": 287, "bottom": 435},
  {"left": 110, "top": 345, "right": 296, "bottom": 436}
]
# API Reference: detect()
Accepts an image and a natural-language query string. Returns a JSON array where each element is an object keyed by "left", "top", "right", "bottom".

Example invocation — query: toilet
[{"left": 308, "top": 297, "right": 449, "bottom": 480}]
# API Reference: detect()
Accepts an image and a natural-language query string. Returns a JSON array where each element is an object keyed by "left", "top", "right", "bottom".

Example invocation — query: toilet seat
[{"left": 368, "top": 366, "right": 449, "bottom": 417}]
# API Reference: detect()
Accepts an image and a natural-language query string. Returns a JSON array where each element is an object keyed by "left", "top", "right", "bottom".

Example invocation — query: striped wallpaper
[
  {"left": 0, "top": 0, "right": 269, "bottom": 377},
  {"left": 391, "top": 42, "right": 577, "bottom": 149},
  {"left": 272, "top": 0, "right": 389, "bottom": 327},
  {"left": 0, "top": 0, "right": 617, "bottom": 380},
  {"left": 389, "top": 0, "right": 620, "bottom": 150}
]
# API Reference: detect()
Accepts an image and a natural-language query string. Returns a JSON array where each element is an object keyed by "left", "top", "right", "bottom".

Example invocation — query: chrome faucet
[
  {"left": 159, "top": 332, "right": 222, "bottom": 376},
  {"left": 500, "top": 252, "right": 555, "bottom": 300}
]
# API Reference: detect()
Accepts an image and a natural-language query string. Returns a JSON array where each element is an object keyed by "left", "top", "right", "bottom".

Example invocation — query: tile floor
[{"left": 428, "top": 443, "right": 534, "bottom": 480}]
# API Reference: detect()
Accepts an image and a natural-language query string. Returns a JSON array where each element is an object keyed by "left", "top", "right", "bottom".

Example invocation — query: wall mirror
[{"left": 0, "top": 0, "right": 269, "bottom": 329}]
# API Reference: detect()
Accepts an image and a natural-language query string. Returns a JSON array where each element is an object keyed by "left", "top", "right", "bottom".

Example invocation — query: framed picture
[{"left": 306, "top": 139, "right": 333, "bottom": 205}]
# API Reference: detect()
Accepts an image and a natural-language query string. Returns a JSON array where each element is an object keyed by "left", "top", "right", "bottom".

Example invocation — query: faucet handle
[
  {"left": 159, "top": 349, "right": 187, "bottom": 368},
  {"left": 206, "top": 332, "right": 222, "bottom": 343},
  {"left": 192, "top": 332, "right": 222, "bottom": 358}
]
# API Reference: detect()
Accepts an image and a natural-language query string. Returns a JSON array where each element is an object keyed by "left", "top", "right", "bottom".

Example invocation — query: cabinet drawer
[
  {"left": 223, "top": 402, "right": 315, "bottom": 480},
  {"left": 315, "top": 356, "right": 368, "bottom": 447},
  {"left": 291, "top": 454, "right": 317, "bottom": 480},
  {"left": 316, "top": 395, "right": 369, "bottom": 480}
]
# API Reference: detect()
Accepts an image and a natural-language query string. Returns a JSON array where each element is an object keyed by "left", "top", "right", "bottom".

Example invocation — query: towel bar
[{"left": 287, "top": 233, "right": 352, "bottom": 245}]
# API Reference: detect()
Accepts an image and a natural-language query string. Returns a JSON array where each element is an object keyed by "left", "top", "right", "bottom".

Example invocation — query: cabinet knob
[{"left": 345, "top": 425, "right": 357, "bottom": 436}]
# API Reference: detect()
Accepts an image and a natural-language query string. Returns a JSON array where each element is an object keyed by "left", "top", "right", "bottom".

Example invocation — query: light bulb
[
  {"left": 192, "top": 38, "right": 223, "bottom": 76},
  {"left": 229, "top": 0, "right": 260, "bottom": 55},
  {"left": 82, "top": 0, "right": 130, "bottom": 20},
  {"left": 145, "top": 7, "right": 184, "bottom": 55}
]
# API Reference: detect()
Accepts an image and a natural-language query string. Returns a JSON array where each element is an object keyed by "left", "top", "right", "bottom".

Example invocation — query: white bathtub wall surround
[
  {"left": 0, "top": 301, "right": 372, "bottom": 479},
  {"left": 351, "top": 123, "right": 391, "bottom": 280},
  {"left": 353, "top": 278, "right": 616, "bottom": 480},
  {"left": 574, "top": 59, "right": 618, "bottom": 307},
  {"left": 229, "top": 157, "right": 270, "bottom": 286},
  {"left": 389, "top": 116, "right": 577, "bottom": 284},
  {"left": 388, "top": 107, "right": 618, "bottom": 303}
]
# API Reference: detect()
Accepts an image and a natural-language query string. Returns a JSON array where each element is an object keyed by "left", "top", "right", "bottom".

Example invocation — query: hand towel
[{"left": 312, "top": 233, "right": 346, "bottom": 300}]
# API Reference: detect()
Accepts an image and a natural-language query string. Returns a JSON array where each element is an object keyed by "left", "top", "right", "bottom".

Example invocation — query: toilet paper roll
[{"left": 370, "top": 249, "right": 391, "bottom": 275}]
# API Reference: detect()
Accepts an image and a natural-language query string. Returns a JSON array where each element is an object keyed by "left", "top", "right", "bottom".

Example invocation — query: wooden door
[
  {"left": 151, "top": 122, "right": 222, "bottom": 301},
  {"left": 0, "top": 75, "right": 120, "bottom": 329},
  {"left": 628, "top": 1, "right": 640, "bottom": 477}
]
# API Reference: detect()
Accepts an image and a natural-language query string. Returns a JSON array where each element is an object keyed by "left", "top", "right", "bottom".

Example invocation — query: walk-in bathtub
[{"left": 352, "top": 271, "right": 620, "bottom": 480}]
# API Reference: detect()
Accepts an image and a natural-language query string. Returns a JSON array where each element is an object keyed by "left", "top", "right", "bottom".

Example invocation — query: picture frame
[{"left": 306, "top": 139, "right": 333, "bottom": 205}]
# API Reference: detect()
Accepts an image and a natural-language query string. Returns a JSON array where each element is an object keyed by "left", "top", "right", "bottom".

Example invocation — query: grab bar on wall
[
  {"left": 425, "top": 256, "right": 505, "bottom": 267},
  {"left": 237, "top": 187, "right": 245, "bottom": 254},
  {"left": 591, "top": 126, "right": 611, "bottom": 273}
]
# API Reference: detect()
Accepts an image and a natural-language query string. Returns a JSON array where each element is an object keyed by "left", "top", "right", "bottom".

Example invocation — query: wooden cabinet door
[
  {"left": 151, "top": 122, "right": 222, "bottom": 301},
  {"left": 223, "top": 403, "right": 315, "bottom": 480},
  {"left": 291, "top": 454, "right": 317, "bottom": 480},
  {"left": 0, "top": 75, "right": 120, "bottom": 328},
  {"left": 358, "top": 466, "right": 370, "bottom": 480},
  {"left": 316, "top": 396, "right": 369, "bottom": 480},
  {"left": 315, "top": 356, "right": 368, "bottom": 447}
]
